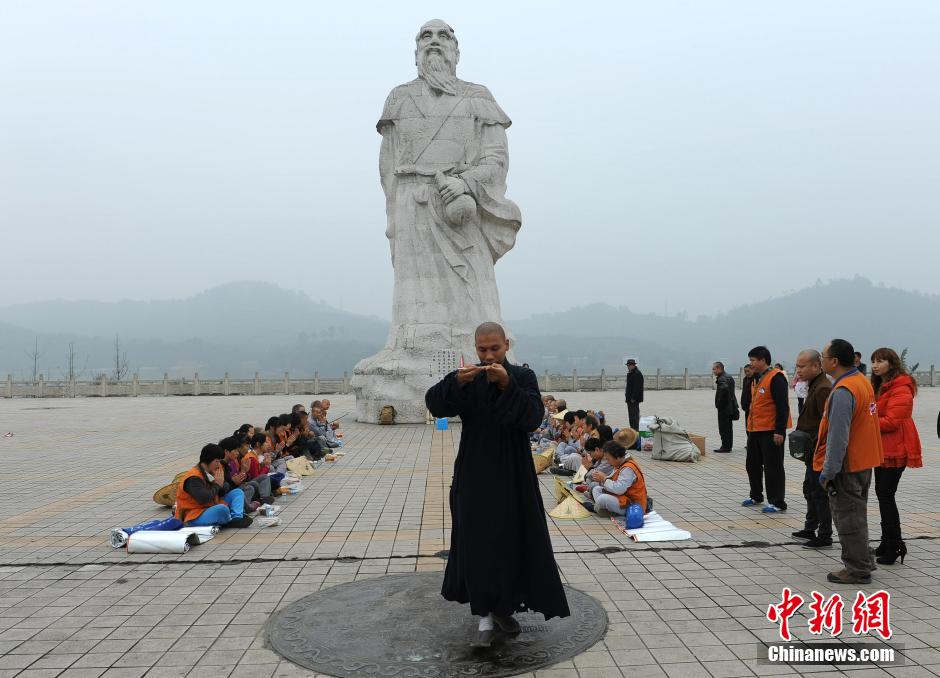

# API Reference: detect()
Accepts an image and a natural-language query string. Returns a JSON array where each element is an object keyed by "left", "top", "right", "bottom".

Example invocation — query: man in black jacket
[
  {"left": 790, "top": 350, "right": 833, "bottom": 548},
  {"left": 624, "top": 359, "right": 644, "bottom": 431},
  {"left": 712, "top": 362, "right": 737, "bottom": 452}
]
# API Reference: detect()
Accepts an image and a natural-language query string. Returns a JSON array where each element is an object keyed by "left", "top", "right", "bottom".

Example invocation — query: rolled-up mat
[
  {"left": 126, "top": 530, "right": 192, "bottom": 554},
  {"left": 177, "top": 526, "right": 219, "bottom": 545},
  {"left": 110, "top": 517, "right": 184, "bottom": 548}
]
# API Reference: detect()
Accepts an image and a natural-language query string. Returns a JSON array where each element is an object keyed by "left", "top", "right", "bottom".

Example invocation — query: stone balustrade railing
[
  {"left": 3, "top": 365, "right": 937, "bottom": 398},
  {"left": 2, "top": 372, "right": 349, "bottom": 398}
]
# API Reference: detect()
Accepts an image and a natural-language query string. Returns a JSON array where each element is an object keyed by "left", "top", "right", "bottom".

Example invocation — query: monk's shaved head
[{"left": 474, "top": 322, "right": 506, "bottom": 340}]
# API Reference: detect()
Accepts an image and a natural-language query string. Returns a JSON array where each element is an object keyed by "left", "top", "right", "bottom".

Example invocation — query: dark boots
[
  {"left": 875, "top": 522, "right": 891, "bottom": 557},
  {"left": 876, "top": 541, "right": 907, "bottom": 565},
  {"left": 875, "top": 522, "right": 907, "bottom": 565}
]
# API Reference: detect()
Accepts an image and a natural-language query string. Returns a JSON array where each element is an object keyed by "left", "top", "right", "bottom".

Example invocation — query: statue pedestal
[
  {"left": 353, "top": 322, "right": 475, "bottom": 424},
  {"left": 352, "top": 347, "right": 449, "bottom": 424}
]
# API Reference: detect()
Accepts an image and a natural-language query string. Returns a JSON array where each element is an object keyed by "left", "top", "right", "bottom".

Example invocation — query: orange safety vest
[
  {"left": 604, "top": 457, "right": 648, "bottom": 509},
  {"left": 747, "top": 368, "right": 793, "bottom": 432},
  {"left": 174, "top": 466, "right": 225, "bottom": 523},
  {"left": 813, "top": 372, "right": 884, "bottom": 473}
]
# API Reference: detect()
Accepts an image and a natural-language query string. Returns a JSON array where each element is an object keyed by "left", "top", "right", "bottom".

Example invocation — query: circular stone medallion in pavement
[{"left": 266, "top": 571, "right": 608, "bottom": 678}]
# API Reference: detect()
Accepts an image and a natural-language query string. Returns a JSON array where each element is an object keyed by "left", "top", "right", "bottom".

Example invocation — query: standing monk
[{"left": 426, "top": 322, "right": 570, "bottom": 648}]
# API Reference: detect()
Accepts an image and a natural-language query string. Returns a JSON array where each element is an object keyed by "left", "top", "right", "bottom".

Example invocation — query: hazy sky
[{"left": 2, "top": 1, "right": 938, "bottom": 321}]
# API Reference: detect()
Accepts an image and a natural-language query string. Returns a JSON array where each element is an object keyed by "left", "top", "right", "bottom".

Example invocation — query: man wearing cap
[
  {"left": 712, "top": 362, "right": 738, "bottom": 453},
  {"left": 624, "top": 359, "right": 644, "bottom": 432}
]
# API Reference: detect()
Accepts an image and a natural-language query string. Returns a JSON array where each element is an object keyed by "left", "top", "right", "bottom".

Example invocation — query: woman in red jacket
[{"left": 871, "top": 347, "right": 923, "bottom": 565}]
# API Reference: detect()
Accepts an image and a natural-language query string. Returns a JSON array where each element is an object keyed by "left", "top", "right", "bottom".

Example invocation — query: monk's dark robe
[{"left": 425, "top": 361, "right": 570, "bottom": 620}]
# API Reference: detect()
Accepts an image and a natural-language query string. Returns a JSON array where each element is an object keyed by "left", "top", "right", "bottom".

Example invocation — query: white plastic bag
[{"left": 255, "top": 516, "right": 281, "bottom": 528}]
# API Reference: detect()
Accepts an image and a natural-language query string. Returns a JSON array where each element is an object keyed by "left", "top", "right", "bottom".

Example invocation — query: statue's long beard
[{"left": 419, "top": 51, "right": 457, "bottom": 96}]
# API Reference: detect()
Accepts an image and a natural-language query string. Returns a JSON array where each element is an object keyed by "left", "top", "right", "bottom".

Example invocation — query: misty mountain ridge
[
  {"left": 1, "top": 277, "right": 936, "bottom": 379},
  {"left": 0, "top": 281, "right": 387, "bottom": 346},
  {"left": 511, "top": 277, "right": 940, "bottom": 373}
]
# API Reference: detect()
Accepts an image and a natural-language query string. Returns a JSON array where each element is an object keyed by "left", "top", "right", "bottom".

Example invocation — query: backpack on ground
[{"left": 379, "top": 405, "right": 396, "bottom": 425}]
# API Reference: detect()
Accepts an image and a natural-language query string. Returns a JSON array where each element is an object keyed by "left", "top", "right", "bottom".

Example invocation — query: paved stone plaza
[{"left": 1, "top": 389, "right": 939, "bottom": 677}]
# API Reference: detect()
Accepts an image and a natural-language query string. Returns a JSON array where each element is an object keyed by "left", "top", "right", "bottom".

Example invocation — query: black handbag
[{"left": 788, "top": 429, "right": 815, "bottom": 461}]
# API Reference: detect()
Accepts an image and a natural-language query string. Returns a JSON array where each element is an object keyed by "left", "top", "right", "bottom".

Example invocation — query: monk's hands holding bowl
[{"left": 484, "top": 362, "right": 510, "bottom": 390}]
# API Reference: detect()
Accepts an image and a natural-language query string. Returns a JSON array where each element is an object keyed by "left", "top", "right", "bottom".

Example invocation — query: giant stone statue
[{"left": 353, "top": 19, "right": 521, "bottom": 423}]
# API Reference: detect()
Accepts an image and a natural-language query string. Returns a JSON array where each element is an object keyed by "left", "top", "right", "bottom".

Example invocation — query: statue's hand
[{"left": 439, "top": 176, "right": 468, "bottom": 205}]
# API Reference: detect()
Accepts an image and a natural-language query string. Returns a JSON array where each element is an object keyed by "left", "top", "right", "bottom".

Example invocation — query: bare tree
[
  {"left": 112, "top": 335, "right": 129, "bottom": 382},
  {"left": 59, "top": 342, "right": 89, "bottom": 383},
  {"left": 24, "top": 338, "right": 42, "bottom": 382}
]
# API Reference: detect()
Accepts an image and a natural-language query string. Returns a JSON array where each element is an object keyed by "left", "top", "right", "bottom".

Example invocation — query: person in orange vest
[
  {"left": 815, "top": 339, "right": 884, "bottom": 584},
  {"left": 742, "top": 346, "right": 792, "bottom": 513},
  {"left": 583, "top": 439, "right": 648, "bottom": 515},
  {"left": 175, "top": 444, "right": 253, "bottom": 528}
]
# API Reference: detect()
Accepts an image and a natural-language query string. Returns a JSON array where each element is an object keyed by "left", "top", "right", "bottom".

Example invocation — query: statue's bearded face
[{"left": 415, "top": 21, "right": 459, "bottom": 95}]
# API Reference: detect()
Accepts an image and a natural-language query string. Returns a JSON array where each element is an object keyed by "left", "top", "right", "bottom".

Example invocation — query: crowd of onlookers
[
  {"left": 174, "top": 399, "right": 345, "bottom": 528},
  {"left": 710, "top": 341, "right": 922, "bottom": 585}
]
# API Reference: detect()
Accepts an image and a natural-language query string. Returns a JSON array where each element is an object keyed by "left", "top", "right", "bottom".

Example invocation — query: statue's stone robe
[
  {"left": 353, "top": 77, "right": 522, "bottom": 423},
  {"left": 378, "top": 78, "right": 520, "bottom": 345}
]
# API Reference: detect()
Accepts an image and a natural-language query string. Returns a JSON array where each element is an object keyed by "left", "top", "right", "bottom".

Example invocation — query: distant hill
[
  {"left": 0, "top": 281, "right": 386, "bottom": 346},
  {"left": 2, "top": 277, "right": 936, "bottom": 379},
  {"left": 0, "top": 282, "right": 388, "bottom": 379},
  {"left": 511, "top": 277, "right": 940, "bottom": 373}
]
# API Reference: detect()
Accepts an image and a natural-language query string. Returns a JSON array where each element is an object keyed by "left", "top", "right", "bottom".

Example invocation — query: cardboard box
[{"left": 689, "top": 434, "right": 706, "bottom": 456}]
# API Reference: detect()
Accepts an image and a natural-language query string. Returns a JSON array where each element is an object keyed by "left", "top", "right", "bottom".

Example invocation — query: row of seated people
[
  {"left": 533, "top": 395, "right": 650, "bottom": 517},
  {"left": 174, "top": 399, "right": 346, "bottom": 529}
]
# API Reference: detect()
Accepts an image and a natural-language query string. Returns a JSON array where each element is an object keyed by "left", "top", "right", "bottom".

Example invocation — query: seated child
[
  {"left": 218, "top": 436, "right": 260, "bottom": 511},
  {"left": 242, "top": 433, "right": 284, "bottom": 492},
  {"left": 176, "top": 444, "right": 252, "bottom": 528},
  {"left": 583, "top": 439, "right": 647, "bottom": 516},
  {"left": 222, "top": 435, "right": 275, "bottom": 505}
]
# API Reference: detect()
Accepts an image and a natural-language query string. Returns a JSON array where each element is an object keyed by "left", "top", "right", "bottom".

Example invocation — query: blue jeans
[
  {"left": 222, "top": 488, "right": 244, "bottom": 518},
  {"left": 186, "top": 504, "right": 231, "bottom": 526},
  {"left": 184, "top": 488, "right": 244, "bottom": 526}
]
